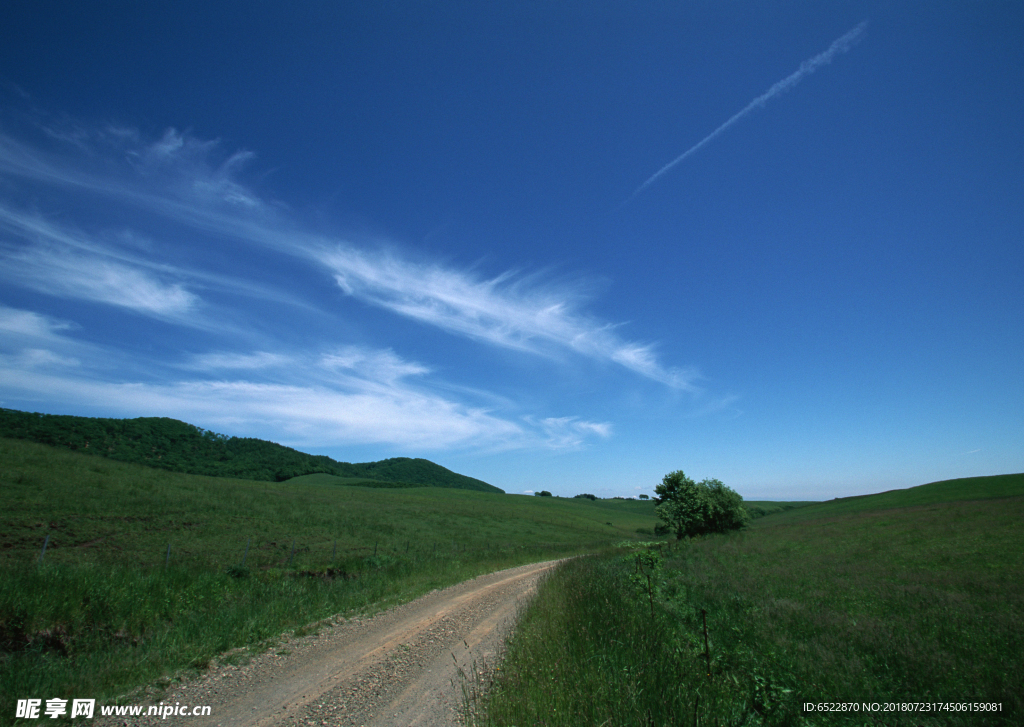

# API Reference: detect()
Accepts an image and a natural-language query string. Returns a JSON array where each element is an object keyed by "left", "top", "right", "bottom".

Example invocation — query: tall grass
[
  {"left": 0, "top": 438, "right": 658, "bottom": 724},
  {"left": 0, "top": 438, "right": 656, "bottom": 572},
  {"left": 480, "top": 494, "right": 1023, "bottom": 726},
  {"left": 1, "top": 550, "right": 532, "bottom": 717},
  {"left": 478, "top": 552, "right": 789, "bottom": 726}
]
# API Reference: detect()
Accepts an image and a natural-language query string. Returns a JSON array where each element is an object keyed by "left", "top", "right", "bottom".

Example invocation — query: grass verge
[{"left": 477, "top": 490, "right": 1023, "bottom": 726}]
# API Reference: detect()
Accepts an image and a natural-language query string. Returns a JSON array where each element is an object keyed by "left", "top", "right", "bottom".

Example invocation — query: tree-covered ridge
[{"left": 0, "top": 408, "right": 502, "bottom": 492}]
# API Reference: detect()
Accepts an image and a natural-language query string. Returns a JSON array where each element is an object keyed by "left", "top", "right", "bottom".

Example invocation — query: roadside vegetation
[
  {"left": 477, "top": 473, "right": 1024, "bottom": 726},
  {"left": 653, "top": 470, "right": 748, "bottom": 539},
  {"left": 0, "top": 437, "right": 655, "bottom": 723}
]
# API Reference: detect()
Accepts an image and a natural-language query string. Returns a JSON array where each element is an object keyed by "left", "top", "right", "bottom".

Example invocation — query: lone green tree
[{"left": 654, "top": 470, "right": 747, "bottom": 539}]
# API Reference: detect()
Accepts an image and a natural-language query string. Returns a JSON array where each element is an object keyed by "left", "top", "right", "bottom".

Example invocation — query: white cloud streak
[
  {"left": 626, "top": 21, "right": 868, "bottom": 204},
  {"left": 5, "top": 246, "right": 198, "bottom": 316},
  {"left": 0, "top": 305, "right": 73, "bottom": 340},
  {"left": 0, "top": 126, "right": 265, "bottom": 213},
  {"left": 0, "top": 348, "right": 80, "bottom": 370},
  {"left": 0, "top": 304, "right": 611, "bottom": 452},
  {"left": 0, "top": 341, "right": 610, "bottom": 452},
  {"left": 320, "top": 346, "right": 431, "bottom": 383},
  {"left": 0, "top": 123, "right": 696, "bottom": 389},
  {"left": 320, "top": 246, "right": 698, "bottom": 389},
  {"left": 0, "top": 206, "right": 199, "bottom": 317},
  {"left": 0, "top": 367, "right": 520, "bottom": 450},
  {"left": 531, "top": 416, "right": 613, "bottom": 450}
]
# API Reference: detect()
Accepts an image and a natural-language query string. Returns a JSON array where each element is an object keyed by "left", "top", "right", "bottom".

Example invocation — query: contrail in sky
[{"left": 625, "top": 21, "right": 868, "bottom": 205}]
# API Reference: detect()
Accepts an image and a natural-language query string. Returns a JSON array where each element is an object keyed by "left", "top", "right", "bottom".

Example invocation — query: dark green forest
[{"left": 0, "top": 408, "right": 502, "bottom": 493}]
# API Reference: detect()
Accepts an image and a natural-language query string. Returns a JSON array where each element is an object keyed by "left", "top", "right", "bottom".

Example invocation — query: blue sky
[{"left": 0, "top": 2, "right": 1020, "bottom": 499}]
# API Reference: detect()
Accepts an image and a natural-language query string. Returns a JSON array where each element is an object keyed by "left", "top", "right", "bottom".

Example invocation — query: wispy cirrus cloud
[
  {"left": 320, "top": 245, "right": 698, "bottom": 389},
  {"left": 0, "top": 125, "right": 267, "bottom": 213},
  {"left": 187, "top": 351, "right": 294, "bottom": 371},
  {"left": 0, "top": 365, "right": 524, "bottom": 450},
  {"left": 0, "top": 199, "right": 319, "bottom": 332},
  {"left": 320, "top": 346, "right": 431, "bottom": 383},
  {"left": 0, "top": 121, "right": 697, "bottom": 390},
  {"left": 0, "top": 205, "right": 199, "bottom": 317},
  {"left": 4, "top": 245, "right": 198, "bottom": 316},
  {"left": 126, "top": 127, "right": 265, "bottom": 210},
  {"left": 529, "top": 416, "right": 613, "bottom": 450},
  {"left": 0, "top": 304, "right": 74, "bottom": 340},
  {"left": 0, "top": 348, "right": 80, "bottom": 371},
  {"left": 0, "top": 304, "right": 131, "bottom": 374},
  {"left": 0, "top": 308, "right": 610, "bottom": 451}
]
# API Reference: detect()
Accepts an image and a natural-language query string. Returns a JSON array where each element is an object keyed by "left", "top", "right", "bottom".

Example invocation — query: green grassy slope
[
  {"left": 481, "top": 474, "right": 1024, "bottom": 726},
  {"left": 0, "top": 436, "right": 655, "bottom": 722},
  {"left": 342, "top": 457, "right": 500, "bottom": 492},
  {"left": 751, "top": 472, "right": 1024, "bottom": 526},
  {"left": 742, "top": 500, "right": 818, "bottom": 519},
  {"left": 0, "top": 407, "right": 501, "bottom": 492},
  {"left": 0, "top": 438, "right": 651, "bottom": 570},
  {"left": 284, "top": 472, "right": 454, "bottom": 489},
  {"left": 284, "top": 475, "right": 387, "bottom": 487}
]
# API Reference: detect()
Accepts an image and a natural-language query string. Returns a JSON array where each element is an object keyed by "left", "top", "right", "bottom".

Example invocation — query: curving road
[{"left": 101, "top": 560, "right": 559, "bottom": 727}]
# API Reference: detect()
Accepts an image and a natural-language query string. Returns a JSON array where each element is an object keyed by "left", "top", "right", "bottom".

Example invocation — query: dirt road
[{"left": 103, "top": 560, "right": 559, "bottom": 727}]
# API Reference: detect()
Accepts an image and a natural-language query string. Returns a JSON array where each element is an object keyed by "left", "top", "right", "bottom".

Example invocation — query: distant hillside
[
  {"left": 742, "top": 500, "right": 818, "bottom": 519},
  {"left": 750, "top": 472, "right": 1024, "bottom": 526},
  {"left": 0, "top": 408, "right": 503, "bottom": 493},
  {"left": 284, "top": 473, "right": 439, "bottom": 490}
]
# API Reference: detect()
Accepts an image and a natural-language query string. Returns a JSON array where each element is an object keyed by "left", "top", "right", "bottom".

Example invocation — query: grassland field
[
  {"left": 477, "top": 472, "right": 1024, "bottom": 727},
  {"left": 0, "top": 437, "right": 656, "bottom": 725},
  {"left": 5, "top": 433, "right": 1019, "bottom": 727}
]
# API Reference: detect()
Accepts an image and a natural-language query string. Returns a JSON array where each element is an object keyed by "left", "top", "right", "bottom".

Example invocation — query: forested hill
[{"left": 0, "top": 408, "right": 502, "bottom": 493}]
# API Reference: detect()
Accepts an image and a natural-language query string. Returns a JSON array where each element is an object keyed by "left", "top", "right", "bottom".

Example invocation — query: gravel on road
[{"left": 97, "top": 560, "right": 560, "bottom": 727}]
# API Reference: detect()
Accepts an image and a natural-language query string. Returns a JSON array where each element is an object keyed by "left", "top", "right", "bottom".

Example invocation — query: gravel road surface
[{"left": 99, "top": 560, "right": 559, "bottom": 727}]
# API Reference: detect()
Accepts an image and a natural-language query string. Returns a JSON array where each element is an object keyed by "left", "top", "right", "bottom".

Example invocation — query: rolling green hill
[
  {"left": 283, "top": 473, "right": 438, "bottom": 489},
  {"left": 0, "top": 437, "right": 656, "bottom": 570},
  {"left": 482, "top": 473, "right": 1024, "bottom": 726},
  {"left": 0, "top": 435, "right": 655, "bottom": 721},
  {"left": 0, "top": 407, "right": 501, "bottom": 492},
  {"left": 750, "top": 471, "right": 1024, "bottom": 526},
  {"left": 741, "top": 499, "right": 817, "bottom": 519}
]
